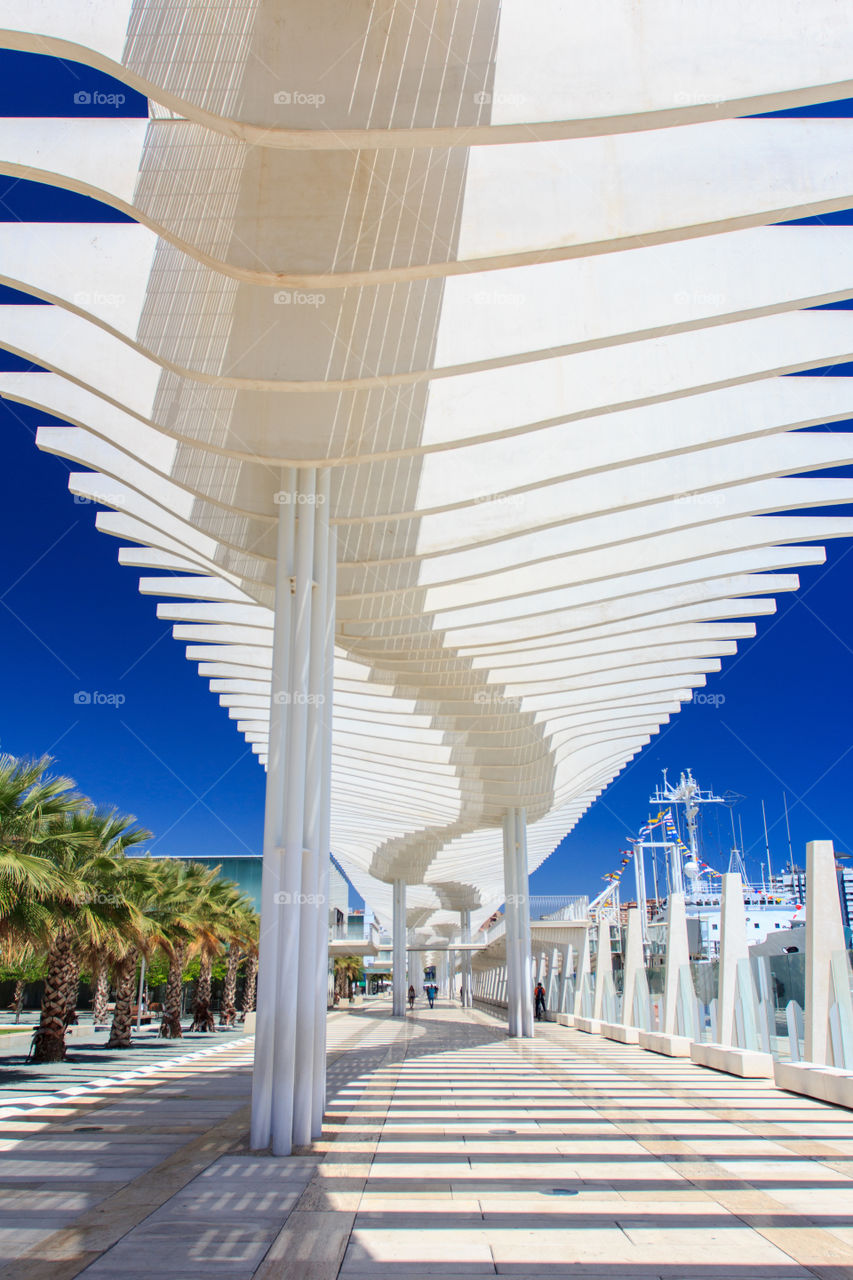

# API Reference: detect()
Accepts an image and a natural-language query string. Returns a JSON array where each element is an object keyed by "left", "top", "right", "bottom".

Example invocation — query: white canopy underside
[{"left": 2, "top": 1, "right": 853, "bottom": 937}]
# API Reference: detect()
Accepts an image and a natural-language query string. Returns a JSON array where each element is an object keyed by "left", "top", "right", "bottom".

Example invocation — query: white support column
[
  {"left": 294, "top": 468, "right": 331, "bottom": 1147},
  {"left": 622, "top": 909, "right": 644, "bottom": 1028},
  {"left": 251, "top": 467, "right": 295, "bottom": 1152},
  {"left": 558, "top": 943, "right": 573, "bottom": 1014},
  {"left": 502, "top": 810, "right": 521, "bottom": 1036},
  {"left": 271, "top": 465, "right": 317, "bottom": 1156},
  {"left": 804, "top": 840, "right": 851, "bottom": 1065},
  {"left": 516, "top": 808, "right": 535, "bottom": 1038},
  {"left": 546, "top": 947, "right": 560, "bottom": 1009},
  {"left": 662, "top": 893, "right": 689, "bottom": 1037},
  {"left": 717, "top": 873, "right": 749, "bottom": 1048},
  {"left": 462, "top": 910, "right": 474, "bottom": 1007},
  {"left": 392, "top": 880, "right": 407, "bottom": 1016},
  {"left": 251, "top": 468, "right": 334, "bottom": 1156},
  {"left": 593, "top": 922, "right": 612, "bottom": 1021},
  {"left": 573, "top": 931, "right": 591, "bottom": 1018},
  {"left": 311, "top": 510, "right": 336, "bottom": 1139}
]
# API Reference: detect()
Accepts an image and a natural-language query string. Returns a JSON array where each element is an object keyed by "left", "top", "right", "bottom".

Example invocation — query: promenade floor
[{"left": 1, "top": 1000, "right": 852, "bottom": 1279}]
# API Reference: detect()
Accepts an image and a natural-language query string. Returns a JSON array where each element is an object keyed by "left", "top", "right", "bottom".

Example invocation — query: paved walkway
[{"left": 1, "top": 1001, "right": 853, "bottom": 1279}]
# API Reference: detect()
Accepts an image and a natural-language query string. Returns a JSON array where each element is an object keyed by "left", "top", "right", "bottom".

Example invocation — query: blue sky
[{"left": 0, "top": 52, "right": 851, "bottom": 904}]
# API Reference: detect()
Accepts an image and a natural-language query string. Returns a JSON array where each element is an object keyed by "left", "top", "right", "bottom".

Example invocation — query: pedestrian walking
[
  {"left": 408, "top": 984, "right": 416, "bottom": 1010},
  {"left": 534, "top": 981, "right": 546, "bottom": 1021}
]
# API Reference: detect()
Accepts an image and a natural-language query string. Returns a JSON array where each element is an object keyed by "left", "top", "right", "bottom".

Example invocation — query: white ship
[{"left": 628, "top": 770, "right": 805, "bottom": 959}]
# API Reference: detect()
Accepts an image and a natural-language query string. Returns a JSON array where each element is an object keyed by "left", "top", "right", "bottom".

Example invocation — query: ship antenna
[
  {"left": 761, "top": 798, "right": 773, "bottom": 887},
  {"left": 783, "top": 792, "right": 794, "bottom": 872}
]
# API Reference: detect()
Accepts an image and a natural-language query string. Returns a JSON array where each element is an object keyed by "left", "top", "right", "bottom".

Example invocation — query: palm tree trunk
[
  {"left": 195, "top": 955, "right": 212, "bottom": 1011},
  {"left": 65, "top": 955, "right": 80, "bottom": 1024},
  {"left": 106, "top": 954, "right": 137, "bottom": 1049},
  {"left": 160, "top": 942, "right": 185, "bottom": 1038},
  {"left": 92, "top": 957, "right": 110, "bottom": 1024},
  {"left": 241, "top": 954, "right": 257, "bottom": 1016},
  {"left": 12, "top": 980, "right": 24, "bottom": 1024},
  {"left": 219, "top": 946, "right": 241, "bottom": 1026},
  {"left": 32, "top": 929, "right": 74, "bottom": 1063},
  {"left": 192, "top": 954, "right": 214, "bottom": 1031}
]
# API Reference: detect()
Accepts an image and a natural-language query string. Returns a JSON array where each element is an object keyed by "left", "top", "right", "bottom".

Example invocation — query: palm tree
[
  {"left": 189, "top": 875, "right": 247, "bottom": 1030},
  {"left": 0, "top": 755, "right": 86, "bottom": 939},
  {"left": 219, "top": 904, "right": 257, "bottom": 1026},
  {"left": 241, "top": 951, "right": 258, "bottom": 1018},
  {"left": 0, "top": 752, "right": 83, "bottom": 926},
  {"left": 31, "top": 808, "right": 150, "bottom": 1062},
  {"left": 104, "top": 857, "right": 165, "bottom": 1049},
  {"left": 153, "top": 860, "right": 223, "bottom": 1038},
  {"left": 334, "top": 955, "right": 363, "bottom": 1002},
  {"left": 0, "top": 942, "right": 44, "bottom": 1023}
]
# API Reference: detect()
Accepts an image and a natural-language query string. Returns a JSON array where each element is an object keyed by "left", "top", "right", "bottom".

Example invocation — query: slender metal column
[
  {"left": 271, "top": 466, "right": 317, "bottom": 1155},
  {"left": 311, "top": 513, "right": 336, "bottom": 1138},
  {"left": 516, "top": 808, "right": 535, "bottom": 1038},
  {"left": 460, "top": 909, "right": 473, "bottom": 1008},
  {"left": 293, "top": 469, "right": 330, "bottom": 1147},
  {"left": 251, "top": 468, "right": 295, "bottom": 1150},
  {"left": 558, "top": 943, "right": 573, "bottom": 1014},
  {"left": 502, "top": 809, "right": 521, "bottom": 1036},
  {"left": 392, "top": 880, "right": 407, "bottom": 1016},
  {"left": 546, "top": 947, "right": 560, "bottom": 1008}
]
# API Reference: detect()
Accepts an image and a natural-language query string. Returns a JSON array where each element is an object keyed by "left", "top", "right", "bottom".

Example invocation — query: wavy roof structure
[{"left": 2, "top": 1, "right": 853, "bottom": 939}]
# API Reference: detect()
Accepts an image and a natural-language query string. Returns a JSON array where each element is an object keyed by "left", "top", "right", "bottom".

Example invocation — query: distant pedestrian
[
  {"left": 534, "top": 982, "right": 546, "bottom": 1021},
  {"left": 426, "top": 984, "right": 436, "bottom": 1008},
  {"left": 408, "top": 984, "right": 416, "bottom": 1010}
]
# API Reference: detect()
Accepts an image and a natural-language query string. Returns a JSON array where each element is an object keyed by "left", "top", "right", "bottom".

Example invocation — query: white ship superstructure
[{"left": 630, "top": 771, "right": 805, "bottom": 958}]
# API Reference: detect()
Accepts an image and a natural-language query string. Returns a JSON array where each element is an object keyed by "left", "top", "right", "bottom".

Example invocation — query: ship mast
[{"left": 649, "top": 769, "right": 727, "bottom": 893}]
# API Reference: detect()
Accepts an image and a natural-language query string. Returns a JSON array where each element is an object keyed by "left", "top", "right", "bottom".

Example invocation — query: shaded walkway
[{"left": 1, "top": 1002, "right": 852, "bottom": 1278}]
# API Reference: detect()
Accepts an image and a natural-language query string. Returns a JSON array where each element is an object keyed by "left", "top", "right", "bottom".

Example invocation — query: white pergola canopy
[{"left": 1, "top": 1, "right": 852, "bottom": 947}]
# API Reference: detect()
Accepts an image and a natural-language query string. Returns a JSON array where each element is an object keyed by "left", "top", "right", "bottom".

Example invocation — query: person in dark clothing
[
  {"left": 408, "top": 984, "right": 416, "bottom": 1009},
  {"left": 534, "top": 982, "right": 546, "bottom": 1021}
]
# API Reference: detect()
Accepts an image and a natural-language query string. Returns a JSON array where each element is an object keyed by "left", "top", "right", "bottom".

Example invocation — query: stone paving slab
[{"left": 1, "top": 1001, "right": 853, "bottom": 1277}]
